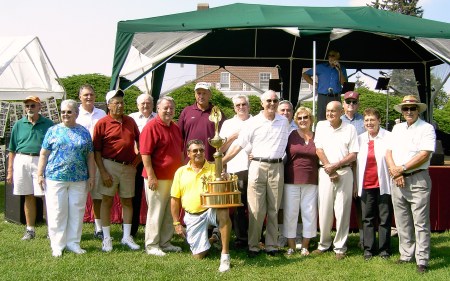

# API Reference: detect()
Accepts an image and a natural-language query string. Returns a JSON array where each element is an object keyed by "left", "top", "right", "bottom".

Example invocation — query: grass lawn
[{"left": 1, "top": 183, "right": 449, "bottom": 281}]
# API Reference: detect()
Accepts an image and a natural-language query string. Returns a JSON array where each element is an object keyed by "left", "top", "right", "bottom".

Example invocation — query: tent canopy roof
[
  {"left": 0, "top": 36, "right": 65, "bottom": 100},
  {"left": 111, "top": 3, "right": 450, "bottom": 107},
  {"left": 118, "top": 4, "right": 449, "bottom": 38}
]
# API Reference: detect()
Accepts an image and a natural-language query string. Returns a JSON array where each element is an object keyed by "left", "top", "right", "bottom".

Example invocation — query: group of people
[{"left": 7, "top": 78, "right": 436, "bottom": 274}]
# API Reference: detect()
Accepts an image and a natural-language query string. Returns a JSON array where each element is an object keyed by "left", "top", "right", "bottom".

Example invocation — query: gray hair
[
  {"left": 260, "top": 90, "right": 279, "bottom": 102},
  {"left": 232, "top": 94, "right": 249, "bottom": 105},
  {"left": 278, "top": 100, "right": 293, "bottom": 109},
  {"left": 136, "top": 93, "right": 153, "bottom": 105},
  {"left": 61, "top": 99, "right": 79, "bottom": 114},
  {"left": 156, "top": 96, "right": 175, "bottom": 107}
]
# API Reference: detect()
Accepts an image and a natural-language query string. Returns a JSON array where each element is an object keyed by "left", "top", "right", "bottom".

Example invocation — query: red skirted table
[{"left": 84, "top": 166, "right": 450, "bottom": 231}]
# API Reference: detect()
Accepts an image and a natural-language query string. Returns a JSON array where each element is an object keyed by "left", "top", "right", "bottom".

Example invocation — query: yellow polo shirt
[{"left": 171, "top": 161, "right": 215, "bottom": 214}]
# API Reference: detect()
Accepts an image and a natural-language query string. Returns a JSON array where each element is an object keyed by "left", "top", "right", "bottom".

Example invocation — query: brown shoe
[
  {"left": 417, "top": 265, "right": 428, "bottom": 274},
  {"left": 336, "top": 253, "right": 346, "bottom": 260},
  {"left": 312, "top": 249, "right": 327, "bottom": 255}
]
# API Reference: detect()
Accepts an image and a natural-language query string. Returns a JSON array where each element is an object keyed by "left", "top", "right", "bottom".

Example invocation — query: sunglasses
[
  {"left": 266, "top": 99, "right": 279, "bottom": 104},
  {"left": 345, "top": 100, "right": 358, "bottom": 105},
  {"left": 235, "top": 103, "right": 247, "bottom": 107},
  {"left": 61, "top": 110, "right": 73, "bottom": 114},
  {"left": 296, "top": 115, "right": 309, "bottom": 121},
  {"left": 190, "top": 148, "right": 205, "bottom": 154},
  {"left": 25, "top": 104, "right": 36, "bottom": 108},
  {"left": 401, "top": 106, "right": 417, "bottom": 112}
]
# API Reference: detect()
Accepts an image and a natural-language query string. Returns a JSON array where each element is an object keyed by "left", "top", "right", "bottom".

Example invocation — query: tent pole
[{"left": 312, "top": 41, "right": 316, "bottom": 131}]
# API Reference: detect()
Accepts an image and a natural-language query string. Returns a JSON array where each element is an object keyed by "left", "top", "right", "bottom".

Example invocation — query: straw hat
[{"left": 394, "top": 95, "right": 427, "bottom": 113}]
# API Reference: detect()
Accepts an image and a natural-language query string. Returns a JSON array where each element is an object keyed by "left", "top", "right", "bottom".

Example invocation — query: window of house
[
  {"left": 220, "top": 72, "right": 230, "bottom": 90},
  {"left": 259, "top": 72, "right": 271, "bottom": 90}
]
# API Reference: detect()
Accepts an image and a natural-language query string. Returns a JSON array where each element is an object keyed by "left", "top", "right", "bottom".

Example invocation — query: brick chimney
[{"left": 197, "top": 3, "right": 209, "bottom": 10}]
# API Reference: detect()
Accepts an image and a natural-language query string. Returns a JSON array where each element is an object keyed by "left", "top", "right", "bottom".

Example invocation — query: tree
[
  {"left": 58, "top": 73, "right": 142, "bottom": 115},
  {"left": 368, "top": 0, "right": 423, "bottom": 17}
]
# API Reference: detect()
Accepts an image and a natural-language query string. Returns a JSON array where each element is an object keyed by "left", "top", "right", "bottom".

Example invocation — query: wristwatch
[{"left": 402, "top": 165, "right": 407, "bottom": 172}]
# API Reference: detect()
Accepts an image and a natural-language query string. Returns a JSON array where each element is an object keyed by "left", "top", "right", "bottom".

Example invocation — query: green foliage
[
  {"left": 58, "top": 74, "right": 142, "bottom": 115},
  {"left": 434, "top": 102, "right": 450, "bottom": 133},
  {"left": 248, "top": 95, "right": 263, "bottom": 116},
  {"left": 368, "top": 0, "right": 423, "bottom": 17}
]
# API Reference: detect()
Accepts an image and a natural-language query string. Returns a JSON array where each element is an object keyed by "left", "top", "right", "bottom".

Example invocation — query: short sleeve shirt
[{"left": 42, "top": 124, "right": 93, "bottom": 182}]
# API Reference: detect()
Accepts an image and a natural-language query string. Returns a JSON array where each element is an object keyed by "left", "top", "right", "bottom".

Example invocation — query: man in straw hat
[{"left": 386, "top": 95, "right": 436, "bottom": 274}]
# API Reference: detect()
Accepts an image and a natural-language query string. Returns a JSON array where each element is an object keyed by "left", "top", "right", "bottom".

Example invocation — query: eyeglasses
[
  {"left": 296, "top": 115, "right": 309, "bottom": 121},
  {"left": 345, "top": 100, "right": 358, "bottom": 105},
  {"left": 266, "top": 99, "right": 279, "bottom": 104},
  {"left": 25, "top": 104, "right": 36, "bottom": 109},
  {"left": 401, "top": 106, "right": 417, "bottom": 112},
  {"left": 61, "top": 110, "right": 73, "bottom": 114},
  {"left": 235, "top": 103, "right": 247, "bottom": 107},
  {"left": 190, "top": 148, "right": 205, "bottom": 154}
]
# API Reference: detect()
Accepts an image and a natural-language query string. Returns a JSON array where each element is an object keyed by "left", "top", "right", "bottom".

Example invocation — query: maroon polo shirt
[
  {"left": 93, "top": 114, "right": 140, "bottom": 163},
  {"left": 177, "top": 103, "right": 225, "bottom": 162},
  {"left": 284, "top": 130, "right": 319, "bottom": 185},
  {"left": 139, "top": 115, "right": 183, "bottom": 179}
]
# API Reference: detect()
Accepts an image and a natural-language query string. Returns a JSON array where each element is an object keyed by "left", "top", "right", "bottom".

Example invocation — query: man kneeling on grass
[{"left": 170, "top": 139, "right": 232, "bottom": 273}]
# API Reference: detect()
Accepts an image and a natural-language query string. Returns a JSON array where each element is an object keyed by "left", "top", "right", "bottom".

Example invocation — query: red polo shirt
[
  {"left": 140, "top": 116, "right": 183, "bottom": 179},
  {"left": 93, "top": 114, "right": 140, "bottom": 163}
]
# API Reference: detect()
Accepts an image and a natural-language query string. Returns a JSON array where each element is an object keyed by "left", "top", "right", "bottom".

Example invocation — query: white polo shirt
[
  {"left": 388, "top": 118, "right": 435, "bottom": 171},
  {"left": 236, "top": 112, "right": 290, "bottom": 159},
  {"left": 129, "top": 111, "right": 157, "bottom": 132},
  {"left": 220, "top": 115, "right": 252, "bottom": 173},
  {"left": 314, "top": 120, "right": 359, "bottom": 164},
  {"left": 76, "top": 106, "right": 106, "bottom": 136}
]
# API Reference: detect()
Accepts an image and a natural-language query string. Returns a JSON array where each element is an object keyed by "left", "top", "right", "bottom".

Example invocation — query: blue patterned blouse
[{"left": 42, "top": 123, "right": 93, "bottom": 182}]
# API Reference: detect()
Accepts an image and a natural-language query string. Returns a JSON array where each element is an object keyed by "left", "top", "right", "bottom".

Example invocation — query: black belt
[
  {"left": 17, "top": 152, "right": 39, "bottom": 157},
  {"left": 403, "top": 169, "right": 426, "bottom": 177},
  {"left": 186, "top": 209, "right": 207, "bottom": 216},
  {"left": 320, "top": 93, "right": 341, "bottom": 97},
  {"left": 105, "top": 158, "right": 131, "bottom": 165},
  {"left": 252, "top": 157, "right": 283, "bottom": 163}
]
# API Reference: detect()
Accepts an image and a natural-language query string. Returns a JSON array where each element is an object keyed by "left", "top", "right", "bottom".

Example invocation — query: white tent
[{"left": 0, "top": 36, "right": 65, "bottom": 100}]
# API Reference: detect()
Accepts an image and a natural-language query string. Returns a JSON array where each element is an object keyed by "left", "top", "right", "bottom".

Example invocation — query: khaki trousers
[
  {"left": 247, "top": 161, "right": 284, "bottom": 252},
  {"left": 144, "top": 179, "right": 174, "bottom": 249},
  {"left": 317, "top": 167, "right": 353, "bottom": 254}
]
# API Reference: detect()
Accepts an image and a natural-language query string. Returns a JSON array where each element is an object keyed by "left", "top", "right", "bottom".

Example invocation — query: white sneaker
[
  {"left": 218, "top": 258, "right": 231, "bottom": 272},
  {"left": 66, "top": 244, "right": 86, "bottom": 254},
  {"left": 102, "top": 237, "right": 113, "bottom": 252},
  {"left": 146, "top": 247, "right": 166, "bottom": 256},
  {"left": 121, "top": 236, "right": 140, "bottom": 250},
  {"left": 52, "top": 249, "right": 62, "bottom": 257},
  {"left": 161, "top": 244, "right": 182, "bottom": 253}
]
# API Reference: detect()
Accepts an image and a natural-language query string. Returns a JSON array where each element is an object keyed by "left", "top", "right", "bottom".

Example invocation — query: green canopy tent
[{"left": 110, "top": 3, "right": 450, "bottom": 120}]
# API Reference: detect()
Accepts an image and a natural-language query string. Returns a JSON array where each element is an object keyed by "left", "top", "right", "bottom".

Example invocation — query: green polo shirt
[{"left": 9, "top": 115, "right": 54, "bottom": 154}]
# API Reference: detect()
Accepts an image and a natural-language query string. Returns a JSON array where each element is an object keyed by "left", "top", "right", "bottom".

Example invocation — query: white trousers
[
  {"left": 317, "top": 167, "right": 353, "bottom": 254},
  {"left": 282, "top": 183, "right": 318, "bottom": 239},
  {"left": 45, "top": 179, "right": 87, "bottom": 252}
]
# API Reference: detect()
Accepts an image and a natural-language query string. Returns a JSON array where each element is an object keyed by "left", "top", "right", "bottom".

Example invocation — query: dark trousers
[
  {"left": 131, "top": 162, "right": 144, "bottom": 237},
  {"left": 317, "top": 93, "right": 341, "bottom": 121},
  {"left": 361, "top": 188, "right": 392, "bottom": 255},
  {"left": 233, "top": 170, "right": 249, "bottom": 242}
]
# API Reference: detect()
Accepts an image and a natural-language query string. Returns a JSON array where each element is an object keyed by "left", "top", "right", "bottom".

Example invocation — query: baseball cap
[
  {"left": 344, "top": 91, "right": 359, "bottom": 100},
  {"left": 105, "top": 89, "right": 124, "bottom": 104},
  {"left": 23, "top": 96, "right": 41, "bottom": 104},
  {"left": 194, "top": 82, "right": 210, "bottom": 91}
]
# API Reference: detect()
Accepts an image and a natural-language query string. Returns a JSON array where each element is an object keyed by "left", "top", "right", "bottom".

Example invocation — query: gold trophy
[{"left": 200, "top": 106, "right": 243, "bottom": 208}]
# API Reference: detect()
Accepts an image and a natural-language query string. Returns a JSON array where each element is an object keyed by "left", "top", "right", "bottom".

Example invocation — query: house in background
[{"left": 196, "top": 64, "right": 313, "bottom": 103}]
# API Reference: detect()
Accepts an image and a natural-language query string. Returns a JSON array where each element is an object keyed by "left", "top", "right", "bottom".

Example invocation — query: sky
[{"left": 1, "top": 0, "right": 449, "bottom": 92}]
